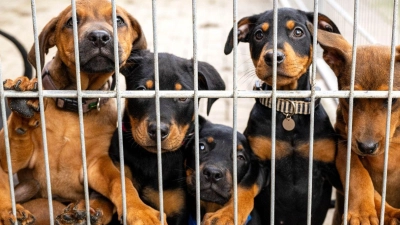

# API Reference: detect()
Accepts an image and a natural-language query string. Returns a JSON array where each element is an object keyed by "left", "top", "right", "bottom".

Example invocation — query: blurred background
[{"left": 0, "top": 0, "right": 397, "bottom": 224}]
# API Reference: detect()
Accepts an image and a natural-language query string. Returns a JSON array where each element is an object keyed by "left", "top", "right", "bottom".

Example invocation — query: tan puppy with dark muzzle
[
  {"left": 0, "top": 0, "right": 167, "bottom": 224},
  {"left": 309, "top": 24, "right": 400, "bottom": 225}
]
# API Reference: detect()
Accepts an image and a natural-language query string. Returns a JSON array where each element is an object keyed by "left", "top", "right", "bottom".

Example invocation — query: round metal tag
[{"left": 282, "top": 118, "right": 295, "bottom": 131}]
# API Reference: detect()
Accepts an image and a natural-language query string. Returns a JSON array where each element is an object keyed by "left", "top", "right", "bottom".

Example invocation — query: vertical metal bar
[
  {"left": 324, "top": 0, "right": 376, "bottom": 44},
  {"left": 0, "top": 61, "right": 17, "bottom": 224},
  {"left": 30, "top": 1, "right": 54, "bottom": 223},
  {"left": 343, "top": 0, "right": 359, "bottom": 222},
  {"left": 111, "top": 1, "right": 127, "bottom": 225},
  {"left": 270, "top": 0, "right": 278, "bottom": 224},
  {"left": 152, "top": 0, "right": 164, "bottom": 223},
  {"left": 232, "top": 0, "right": 238, "bottom": 224},
  {"left": 379, "top": 0, "right": 398, "bottom": 223},
  {"left": 70, "top": 0, "right": 91, "bottom": 223},
  {"left": 307, "top": 1, "right": 319, "bottom": 224},
  {"left": 192, "top": 0, "right": 201, "bottom": 224}
]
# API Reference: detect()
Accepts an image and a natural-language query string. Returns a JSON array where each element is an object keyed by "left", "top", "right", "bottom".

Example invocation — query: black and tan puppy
[
  {"left": 312, "top": 25, "right": 400, "bottom": 225},
  {"left": 206, "top": 8, "right": 342, "bottom": 225},
  {"left": 108, "top": 50, "right": 226, "bottom": 225},
  {"left": 185, "top": 117, "right": 264, "bottom": 225},
  {"left": 0, "top": 0, "right": 157, "bottom": 224}
]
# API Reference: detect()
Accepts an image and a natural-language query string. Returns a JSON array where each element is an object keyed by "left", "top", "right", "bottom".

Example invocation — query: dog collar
[
  {"left": 254, "top": 80, "right": 320, "bottom": 131},
  {"left": 41, "top": 61, "right": 111, "bottom": 113}
]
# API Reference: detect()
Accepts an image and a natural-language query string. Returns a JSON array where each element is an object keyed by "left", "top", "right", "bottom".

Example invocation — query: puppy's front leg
[
  {"left": 0, "top": 77, "right": 40, "bottom": 225},
  {"left": 0, "top": 118, "right": 38, "bottom": 225},
  {"left": 336, "top": 143, "right": 378, "bottom": 225},
  {"left": 88, "top": 155, "right": 167, "bottom": 225}
]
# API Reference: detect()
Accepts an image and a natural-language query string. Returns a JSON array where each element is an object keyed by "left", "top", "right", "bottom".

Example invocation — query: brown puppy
[
  {"left": 311, "top": 25, "right": 400, "bottom": 225},
  {"left": 0, "top": 0, "right": 166, "bottom": 225}
]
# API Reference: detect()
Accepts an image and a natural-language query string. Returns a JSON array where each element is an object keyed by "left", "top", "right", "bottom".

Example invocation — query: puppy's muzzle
[
  {"left": 87, "top": 30, "right": 111, "bottom": 48},
  {"left": 202, "top": 165, "right": 224, "bottom": 183},
  {"left": 264, "top": 50, "right": 285, "bottom": 66},
  {"left": 147, "top": 122, "right": 170, "bottom": 141},
  {"left": 356, "top": 140, "right": 379, "bottom": 155}
]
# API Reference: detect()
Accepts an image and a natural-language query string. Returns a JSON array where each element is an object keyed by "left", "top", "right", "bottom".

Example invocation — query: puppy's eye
[
  {"left": 254, "top": 30, "right": 264, "bottom": 41},
  {"left": 199, "top": 143, "right": 206, "bottom": 151},
  {"left": 136, "top": 85, "right": 146, "bottom": 90},
  {"left": 66, "top": 17, "right": 79, "bottom": 28},
  {"left": 116, "top": 16, "right": 125, "bottom": 27},
  {"left": 293, "top": 27, "right": 304, "bottom": 38},
  {"left": 178, "top": 98, "right": 188, "bottom": 102},
  {"left": 237, "top": 154, "right": 246, "bottom": 161},
  {"left": 323, "top": 25, "right": 333, "bottom": 32}
]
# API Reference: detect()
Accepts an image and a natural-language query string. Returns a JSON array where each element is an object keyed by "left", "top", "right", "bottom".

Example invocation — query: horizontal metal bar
[{"left": 3, "top": 90, "right": 400, "bottom": 99}]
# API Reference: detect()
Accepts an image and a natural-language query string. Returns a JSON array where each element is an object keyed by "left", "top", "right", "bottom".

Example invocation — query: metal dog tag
[{"left": 282, "top": 117, "right": 295, "bottom": 131}]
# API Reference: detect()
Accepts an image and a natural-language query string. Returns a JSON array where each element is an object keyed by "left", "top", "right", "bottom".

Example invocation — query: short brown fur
[
  {"left": 313, "top": 25, "right": 400, "bottom": 225},
  {"left": 0, "top": 1, "right": 167, "bottom": 224}
]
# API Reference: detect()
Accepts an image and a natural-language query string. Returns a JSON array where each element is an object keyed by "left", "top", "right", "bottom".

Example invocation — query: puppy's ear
[
  {"left": 120, "top": 50, "right": 147, "bottom": 78},
  {"left": 306, "top": 12, "right": 341, "bottom": 34},
  {"left": 28, "top": 17, "right": 58, "bottom": 70},
  {"left": 128, "top": 14, "right": 147, "bottom": 50},
  {"left": 224, "top": 14, "right": 261, "bottom": 55},
  {"left": 307, "top": 23, "right": 351, "bottom": 77},
  {"left": 197, "top": 61, "right": 226, "bottom": 115}
]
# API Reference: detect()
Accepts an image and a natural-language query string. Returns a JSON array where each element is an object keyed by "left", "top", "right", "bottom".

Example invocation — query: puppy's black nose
[
  {"left": 357, "top": 141, "right": 378, "bottom": 154},
  {"left": 264, "top": 50, "right": 285, "bottom": 66},
  {"left": 203, "top": 166, "right": 224, "bottom": 183},
  {"left": 87, "top": 30, "right": 111, "bottom": 47},
  {"left": 147, "top": 122, "right": 170, "bottom": 141}
]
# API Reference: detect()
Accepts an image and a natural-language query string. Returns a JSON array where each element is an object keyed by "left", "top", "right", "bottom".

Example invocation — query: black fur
[
  {"left": 185, "top": 117, "right": 265, "bottom": 224},
  {"left": 109, "top": 50, "right": 225, "bottom": 225},
  {"left": 224, "top": 8, "right": 342, "bottom": 225}
]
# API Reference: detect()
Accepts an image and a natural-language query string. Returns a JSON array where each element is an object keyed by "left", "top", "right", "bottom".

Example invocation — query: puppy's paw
[
  {"left": 4, "top": 77, "right": 38, "bottom": 92},
  {"left": 55, "top": 202, "right": 103, "bottom": 225},
  {"left": 4, "top": 77, "right": 39, "bottom": 119},
  {"left": 126, "top": 205, "right": 167, "bottom": 225},
  {"left": 0, "top": 204, "right": 35, "bottom": 225},
  {"left": 344, "top": 212, "right": 379, "bottom": 225},
  {"left": 383, "top": 207, "right": 400, "bottom": 225},
  {"left": 203, "top": 211, "right": 234, "bottom": 225}
]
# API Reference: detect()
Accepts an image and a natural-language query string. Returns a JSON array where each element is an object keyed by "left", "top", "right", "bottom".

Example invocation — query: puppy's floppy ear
[
  {"left": 224, "top": 13, "right": 261, "bottom": 55},
  {"left": 306, "top": 12, "right": 341, "bottom": 34},
  {"left": 120, "top": 50, "right": 147, "bottom": 79},
  {"left": 128, "top": 14, "right": 147, "bottom": 51},
  {"left": 307, "top": 23, "right": 351, "bottom": 77},
  {"left": 28, "top": 17, "right": 58, "bottom": 70},
  {"left": 197, "top": 61, "right": 226, "bottom": 115}
]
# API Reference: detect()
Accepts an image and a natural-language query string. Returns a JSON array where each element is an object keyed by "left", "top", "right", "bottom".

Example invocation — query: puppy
[
  {"left": 312, "top": 25, "right": 400, "bottom": 225},
  {"left": 185, "top": 117, "right": 264, "bottom": 225},
  {"left": 0, "top": 0, "right": 163, "bottom": 224},
  {"left": 215, "top": 8, "right": 342, "bottom": 225},
  {"left": 108, "top": 50, "right": 226, "bottom": 225}
]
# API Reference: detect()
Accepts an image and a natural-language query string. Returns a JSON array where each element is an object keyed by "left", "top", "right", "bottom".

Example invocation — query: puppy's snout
[
  {"left": 357, "top": 140, "right": 379, "bottom": 154},
  {"left": 203, "top": 165, "right": 224, "bottom": 183},
  {"left": 147, "top": 122, "right": 170, "bottom": 141},
  {"left": 87, "top": 30, "right": 111, "bottom": 47},
  {"left": 264, "top": 50, "right": 285, "bottom": 66}
]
